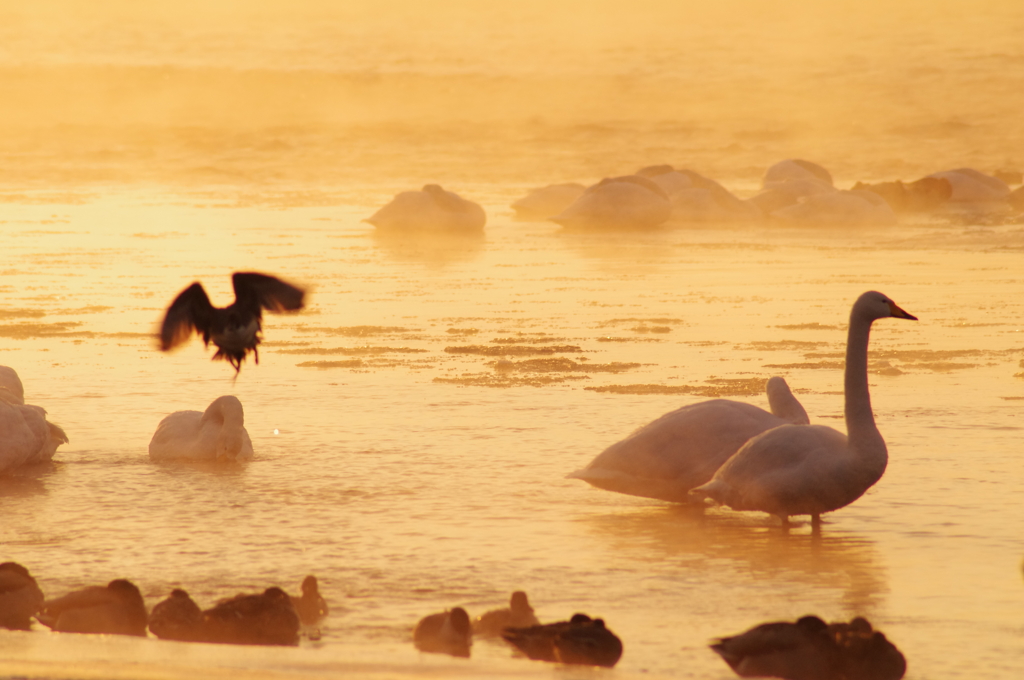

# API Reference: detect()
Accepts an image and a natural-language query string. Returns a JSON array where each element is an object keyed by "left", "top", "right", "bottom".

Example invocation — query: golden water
[{"left": 1, "top": 2, "right": 1023, "bottom": 679}]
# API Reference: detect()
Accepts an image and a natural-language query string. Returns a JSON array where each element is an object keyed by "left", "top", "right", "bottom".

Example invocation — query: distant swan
[
  {"left": 762, "top": 159, "right": 834, "bottom": 188},
  {"left": 926, "top": 168, "right": 1011, "bottom": 202},
  {"left": 568, "top": 377, "right": 808, "bottom": 503},
  {"left": 551, "top": 175, "right": 671, "bottom": 230},
  {"left": 511, "top": 183, "right": 586, "bottom": 219},
  {"left": 413, "top": 607, "right": 472, "bottom": 657},
  {"left": 473, "top": 591, "right": 539, "bottom": 637},
  {"left": 149, "top": 395, "right": 254, "bottom": 462},
  {"left": 771, "top": 190, "right": 897, "bottom": 226},
  {"left": 690, "top": 291, "right": 917, "bottom": 526},
  {"left": 0, "top": 366, "right": 69, "bottom": 475},
  {"left": 367, "top": 184, "right": 486, "bottom": 231}
]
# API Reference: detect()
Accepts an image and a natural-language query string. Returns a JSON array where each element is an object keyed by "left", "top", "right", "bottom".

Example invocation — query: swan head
[
  {"left": 215, "top": 427, "right": 246, "bottom": 462},
  {"left": 855, "top": 291, "right": 917, "bottom": 322}
]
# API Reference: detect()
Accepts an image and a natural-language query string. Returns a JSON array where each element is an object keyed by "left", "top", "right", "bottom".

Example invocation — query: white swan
[
  {"left": 771, "top": 190, "right": 897, "bottom": 226},
  {"left": 926, "top": 168, "right": 1010, "bottom": 202},
  {"left": 550, "top": 175, "right": 672, "bottom": 230},
  {"left": 0, "top": 366, "right": 69, "bottom": 474},
  {"left": 366, "top": 184, "right": 486, "bottom": 232},
  {"left": 149, "top": 395, "right": 254, "bottom": 462},
  {"left": 690, "top": 291, "right": 917, "bottom": 526},
  {"left": 762, "top": 159, "right": 834, "bottom": 188},
  {"left": 567, "top": 377, "right": 808, "bottom": 503},
  {"left": 511, "top": 183, "right": 586, "bottom": 219}
]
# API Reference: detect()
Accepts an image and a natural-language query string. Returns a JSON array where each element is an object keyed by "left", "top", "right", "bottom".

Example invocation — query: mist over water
[{"left": 1, "top": 2, "right": 1023, "bottom": 679}]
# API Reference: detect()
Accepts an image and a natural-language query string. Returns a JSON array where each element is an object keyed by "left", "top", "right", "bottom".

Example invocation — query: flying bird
[{"left": 159, "top": 272, "right": 306, "bottom": 375}]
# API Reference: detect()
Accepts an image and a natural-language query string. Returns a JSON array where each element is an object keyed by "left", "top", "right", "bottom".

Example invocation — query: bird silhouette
[{"left": 159, "top": 272, "right": 305, "bottom": 375}]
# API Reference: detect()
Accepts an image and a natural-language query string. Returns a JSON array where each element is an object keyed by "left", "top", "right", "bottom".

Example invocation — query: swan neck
[{"left": 844, "top": 310, "right": 879, "bottom": 441}]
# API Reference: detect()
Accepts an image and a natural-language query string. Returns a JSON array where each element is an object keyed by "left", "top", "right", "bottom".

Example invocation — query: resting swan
[
  {"left": 0, "top": 366, "right": 69, "bottom": 474},
  {"left": 550, "top": 175, "right": 672, "bottom": 230},
  {"left": 149, "top": 395, "right": 254, "bottom": 462},
  {"left": 690, "top": 291, "right": 917, "bottom": 526},
  {"left": 567, "top": 377, "right": 808, "bottom": 503},
  {"left": 366, "top": 184, "right": 486, "bottom": 232}
]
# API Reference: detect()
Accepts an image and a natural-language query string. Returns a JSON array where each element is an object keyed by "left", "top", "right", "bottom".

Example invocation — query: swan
[
  {"left": 502, "top": 613, "right": 623, "bottom": 667},
  {"left": 828, "top": 617, "right": 906, "bottom": 680},
  {"left": 852, "top": 177, "right": 952, "bottom": 212},
  {"left": 36, "top": 579, "right": 148, "bottom": 636},
  {"left": 159, "top": 271, "right": 306, "bottom": 375},
  {"left": 200, "top": 587, "right": 300, "bottom": 646},
  {"left": 550, "top": 175, "right": 672, "bottom": 230},
  {"left": 926, "top": 168, "right": 1010, "bottom": 202},
  {"left": 148, "top": 589, "right": 203, "bottom": 641},
  {"left": 149, "top": 395, "right": 254, "bottom": 462},
  {"left": 290, "top": 575, "right": 328, "bottom": 625},
  {"left": 0, "top": 366, "right": 69, "bottom": 474},
  {"left": 0, "top": 562, "right": 45, "bottom": 630},
  {"left": 690, "top": 291, "right": 917, "bottom": 527},
  {"left": 473, "top": 591, "right": 539, "bottom": 637},
  {"left": 511, "top": 183, "right": 586, "bottom": 219},
  {"left": 413, "top": 607, "right": 472, "bottom": 657},
  {"left": 567, "top": 377, "right": 809, "bottom": 503},
  {"left": 366, "top": 184, "right": 486, "bottom": 231},
  {"left": 710, "top": 615, "right": 842, "bottom": 679},
  {"left": 750, "top": 178, "right": 837, "bottom": 216},
  {"left": 770, "top": 190, "right": 897, "bottom": 226},
  {"left": 762, "top": 159, "right": 834, "bottom": 188}
]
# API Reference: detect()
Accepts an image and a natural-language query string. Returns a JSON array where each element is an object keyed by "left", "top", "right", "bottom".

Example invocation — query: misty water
[{"left": 2, "top": 2, "right": 1023, "bottom": 679}]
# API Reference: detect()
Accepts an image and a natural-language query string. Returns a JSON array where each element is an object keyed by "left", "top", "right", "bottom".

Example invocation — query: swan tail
[{"left": 689, "top": 479, "right": 726, "bottom": 505}]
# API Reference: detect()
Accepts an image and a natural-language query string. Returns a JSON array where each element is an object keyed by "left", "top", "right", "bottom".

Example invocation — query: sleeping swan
[
  {"left": 366, "top": 184, "right": 486, "bottom": 232},
  {"left": 149, "top": 395, "right": 254, "bottom": 462},
  {"left": 551, "top": 175, "right": 672, "bottom": 230},
  {"left": 0, "top": 366, "right": 69, "bottom": 474},
  {"left": 568, "top": 377, "right": 808, "bottom": 503},
  {"left": 690, "top": 291, "right": 917, "bottom": 527}
]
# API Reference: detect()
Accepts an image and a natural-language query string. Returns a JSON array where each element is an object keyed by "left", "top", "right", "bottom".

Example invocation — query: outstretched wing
[
  {"left": 160, "top": 282, "right": 215, "bottom": 351},
  {"left": 232, "top": 272, "right": 306, "bottom": 313}
]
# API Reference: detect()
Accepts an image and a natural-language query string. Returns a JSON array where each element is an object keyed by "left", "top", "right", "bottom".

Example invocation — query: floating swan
[
  {"left": 367, "top": 184, "right": 486, "bottom": 231},
  {"left": 0, "top": 366, "right": 69, "bottom": 475},
  {"left": 473, "top": 591, "right": 539, "bottom": 637},
  {"left": 37, "top": 579, "right": 148, "bottom": 636},
  {"left": 771, "top": 190, "right": 897, "bottom": 226},
  {"left": 690, "top": 291, "right": 917, "bottom": 526},
  {"left": 159, "top": 271, "right": 306, "bottom": 375},
  {"left": 148, "top": 589, "right": 203, "bottom": 641},
  {"left": 762, "top": 159, "right": 834, "bottom": 188},
  {"left": 200, "top": 587, "right": 300, "bottom": 646},
  {"left": 290, "top": 575, "right": 328, "bottom": 626},
  {"left": 710, "top": 615, "right": 842, "bottom": 679},
  {"left": 511, "top": 183, "right": 586, "bottom": 219},
  {"left": 852, "top": 177, "right": 952, "bottom": 212},
  {"left": 634, "top": 165, "right": 760, "bottom": 222},
  {"left": 568, "top": 377, "right": 808, "bottom": 503},
  {"left": 413, "top": 607, "right": 472, "bottom": 657},
  {"left": 0, "top": 562, "right": 45, "bottom": 630},
  {"left": 926, "top": 168, "right": 1011, "bottom": 202},
  {"left": 750, "top": 178, "right": 837, "bottom": 216},
  {"left": 503, "top": 613, "right": 623, "bottom": 667},
  {"left": 149, "top": 395, "right": 254, "bottom": 462},
  {"left": 550, "top": 175, "right": 671, "bottom": 230}
]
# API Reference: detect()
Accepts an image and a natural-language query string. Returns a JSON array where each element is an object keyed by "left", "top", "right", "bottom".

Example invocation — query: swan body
[
  {"left": 503, "top": 613, "right": 623, "bottom": 667},
  {"left": 551, "top": 175, "right": 671, "bottom": 230},
  {"left": 852, "top": 177, "right": 952, "bottom": 212},
  {"left": 291, "top": 575, "right": 328, "bottom": 625},
  {"left": 771, "top": 190, "right": 897, "bottom": 226},
  {"left": 148, "top": 589, "right": 203, "bottom": 641},
  {"left": 149, "top": 395, "right": 254, "bottom": 462},
  {"left": 568, "top": 377, "right": 808, "bottom": 503},
  {"left": 763, "top": 159, "right": 834, "bottom": 188},
  {"left": 473, "top": 591, "right": 539, "bottom": 637},
  {"left": 200, "top": 587, "right": 300, "bottom": 646},
  {"left": 413, "top": 607, "right": 472, "bottom": 657},
  {"left": 0, "top": 366, "right": 69, "bottom": 474},
  {"left": 511, "top": 183, "right": 586, "bottom": 219},
  {"left": 367, "top": 184, "right": 486, "bottom": 231},
  {"left": 37, "top": 579, "right": 148, "bottom": 636},
  {"left": 690, "top": 292, "right": 917, "bottom": 524},
  {"left": 711, "top": 615, "right": 842, "bottom": 680},
  {"left": 0, "top": 562, "right": 45, "bottom": 630},
  {"left": 926, "top": 168, "right": 1010, "bottom": 202}
]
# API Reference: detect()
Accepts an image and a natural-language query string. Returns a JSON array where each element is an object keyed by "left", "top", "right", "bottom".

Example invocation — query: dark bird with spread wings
[{"left": 159, "top": 272, "right": 306, "bottom": 374}]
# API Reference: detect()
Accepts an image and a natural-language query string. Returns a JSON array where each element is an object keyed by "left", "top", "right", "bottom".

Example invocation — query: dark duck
[{"left": 159, "top": 272, "right": 306, "bottom": 375}]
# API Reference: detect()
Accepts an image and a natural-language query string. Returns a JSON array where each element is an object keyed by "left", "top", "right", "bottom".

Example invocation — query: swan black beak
[{"left": 888, "top": 302, "right": 917, "bottom": 320}]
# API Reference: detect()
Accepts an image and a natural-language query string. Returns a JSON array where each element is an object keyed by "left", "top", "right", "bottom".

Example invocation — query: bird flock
[{"left": 7, "top": 156, "right": 1005, "bottom": 678}]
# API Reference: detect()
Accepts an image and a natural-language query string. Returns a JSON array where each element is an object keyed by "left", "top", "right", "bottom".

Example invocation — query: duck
[
  {"left": 413, "top": 607, "right": 472, "bottom": 657},
  {"left": 148, "top": 589, "right": 203, "bottom": 641},
  {"left": 510, "top": 183, "right": 586, "bottom": 219},
  {"left": 710, "top": 615, "right": 842, "bottom": 679},
  {"left": 159, "top": 271, "right": 306, "bottom": 375},
  {"left": 828, "top": 617, "right": 906, "bottom": 680},
  {"left": 550, "top": 175, "right": 672, "bottom": 230},
  {"left": 503, "top": 613, "right": 623, "bottom": 667},
  {"left": 366, "top": 184, "right": 486, "bottom": 231},
  {"left": 568, "top": 377, "right": 808, "bottom": 503},
  {"left": 200, "top": 587, "right": 300, "bottom": 646},
  {"left": 0, "top": 366, "right": 69, "bottom": 474},
  {"left": 0, "top": 562, "right": 45, "bottom": 630},
  {"left": 690, "top": 292, "right": 917, "bottom": 527},
  {"left": 290, "top": 575, "right": 328, "bottom": 626},
  {"left": 770, "top": 190, "right": 897, "bottom": 226},
  {"left": 926, "top": 168, "right": 1011, "bottom": 202},
  {"left": 36, "top": 579, "right": 148, "bottom": 636},
  {"left": 473, "top": 591, "right": 539, "bottom": 637},
  {"left": 148, "top": 395, "right": 254, "bottom": 462}
]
